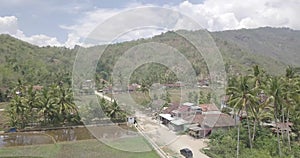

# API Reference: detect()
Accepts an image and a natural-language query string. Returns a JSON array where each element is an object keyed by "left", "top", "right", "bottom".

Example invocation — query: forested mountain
[
  {"left": 213, "top": 27, "right": 300, "bottom": 66},
  {"left": 0, "top": 27, "right": 299, "bottom": 90},
  {"left": 0, "top": 34, "right": 76, "bottom": 89}
]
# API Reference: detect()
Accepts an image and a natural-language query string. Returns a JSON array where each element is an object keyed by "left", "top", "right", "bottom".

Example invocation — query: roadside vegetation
[{"left": 204, "top": 65, "right": 300, "bottom": 158}]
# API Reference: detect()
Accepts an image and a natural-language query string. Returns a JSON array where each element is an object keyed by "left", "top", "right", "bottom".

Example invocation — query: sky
[{"left": 0, "top": 0, "right": 299, "bottom": 48}]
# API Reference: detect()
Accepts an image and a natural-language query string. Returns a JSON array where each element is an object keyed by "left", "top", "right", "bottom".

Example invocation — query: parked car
[{"left": 180, "top": 148, "right": 193, "bottom": 158}]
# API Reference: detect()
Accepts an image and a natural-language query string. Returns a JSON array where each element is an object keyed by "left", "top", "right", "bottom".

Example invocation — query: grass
[
  {"left": 0, "top": 139, "right": 160, "bottom": 158},
  {"left": 108, "top": 136, "right": 153, "bottom": 152}
]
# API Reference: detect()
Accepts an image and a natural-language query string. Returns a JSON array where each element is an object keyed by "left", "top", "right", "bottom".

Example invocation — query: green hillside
[
  {"left": 0, "top": 27, "right": 298, "bottom": 91},
  {"left": 213, "top": 27, "right": 300, "bottom": 66},
  {"left": 0, "top": 34, "right": 76, "bottom": 89}
]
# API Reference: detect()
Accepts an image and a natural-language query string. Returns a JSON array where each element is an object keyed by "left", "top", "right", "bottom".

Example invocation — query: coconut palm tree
[
  {"left": 37, "top": 86, "right": 56, "bottom": 124},
  {"left": 8, "top": 94, "right": 29, "bottom": 128},
  {"left": 227, "top": 75, "right": 256, "bottom": 154},
  {"left": 54, "top": 85, "right": 78, "bottom": 124},
  {"left": 282, "top": 66, "right": 299, "bottom": 150},
  {"left": 107, "top": 100, "right": 126, "bottom": 122},
  {"left": 23, "top": 85, "right": 39, "bottom": 126},
  {"left": 265, "top": 76, "right": 284, "bottom": 157},
  {"left": 248, "top": 65, "right": 267, "bottom": 141}
]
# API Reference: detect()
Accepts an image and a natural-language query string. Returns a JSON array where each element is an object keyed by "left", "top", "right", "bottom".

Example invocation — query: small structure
[
  {"left": 81, "top": 80, "right": 94, "bottom": 95},
  {"left": 188, "top": 126, "right": 212, "bottom": 138},
  {"left": 171, "top": 105, "right": 191, "bottom": 118},
  {"left": 170, "top": 119, "right": 189, "bottom": 132},
  {"left": 200, "top": 104, "right": 221, "bottom": 114},
  {"left": 127, "top": 116, "right": 136, "bottom": 124},
  {"left": 192, "top": 113, "right": 236, "bottom": 133},
  {"left": 163, "top": 82, "right": 184, "bottom": 88},
  {"left": 183, "top": 102, "right": 194, "bottom": 106},
  {"left": 263, "top": 122, "right": 293, "bottom": 134},
  {"left": 159, "top": 113, "right": 174, "bottom": 127},
  {"left": 127, "top": 83, "right": 141, "bottom": 92},
  {"left": 163, "top": 103, "right": 180, "bottom": 114}
]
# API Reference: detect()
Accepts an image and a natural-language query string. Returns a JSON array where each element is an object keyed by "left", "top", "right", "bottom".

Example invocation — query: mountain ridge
[{"left": 0, "top": 27, "right": 298, "bottom": 88}]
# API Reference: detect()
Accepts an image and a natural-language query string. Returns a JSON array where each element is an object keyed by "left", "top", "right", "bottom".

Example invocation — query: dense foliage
[
  {"left": 6, "top": 80, "right": 80, "bottom": 128},
  {"left": 205, "top": 66, "right": 300, "bottom": 158},
  {"left": 80, "top": 98, "right": 127, "bottom": 124}
]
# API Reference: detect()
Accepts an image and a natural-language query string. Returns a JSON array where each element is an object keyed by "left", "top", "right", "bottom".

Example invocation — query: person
[{"left": 134, "top": 119, "right": 137, "bottom": 127}]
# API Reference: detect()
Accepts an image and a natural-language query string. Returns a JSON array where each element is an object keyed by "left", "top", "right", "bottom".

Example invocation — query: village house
[{"left": 159, "top": 102, "right": 236, "bottom": 137}]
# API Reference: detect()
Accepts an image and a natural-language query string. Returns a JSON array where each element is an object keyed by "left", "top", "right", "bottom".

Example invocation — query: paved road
[
  {"left": 167, "top": 135, "right": 210, "bottom": 158},
  {"left": 94, "top": 91, "right": 115, "bottom": 102},
  {"left": 94, "top": 91, "right": 210, "bottom": 158}
]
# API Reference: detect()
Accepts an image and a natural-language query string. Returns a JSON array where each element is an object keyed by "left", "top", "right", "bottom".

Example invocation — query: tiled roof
[
  {"left": 192, "top": 113, "right": 236, "bottom": 128},
  {"left": 177, "top": 105, "right": 190, "bottom": 113},
  {"left": 163, "top": 103, "right": 179, "bottom": 114},
  {"left": 200, "top": 104, "right": 220, "bottom": 112}
]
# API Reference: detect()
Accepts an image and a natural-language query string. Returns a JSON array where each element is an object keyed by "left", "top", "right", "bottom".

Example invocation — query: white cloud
[
  {"left": 0, "top": 15, "right": 62, "bottom": 47},
  {"left": 15, "top": 30, "right": 62, "bottom": 47},
  {"left": 0, "top": 16, "right": 18, "bottom": 34},
  {"left": 2, "top": 0, "right": 300, "bottom": 48},
  {"left": 64, "top": 33, "right": 81, "bottom": 48},
  {"left": 173, "top": 0, "right": 300, "bottom": 31},
  {"left": 60, "top": 0, "right": 300, "bottom": 47}
]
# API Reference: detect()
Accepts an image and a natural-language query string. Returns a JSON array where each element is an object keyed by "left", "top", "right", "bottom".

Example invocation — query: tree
[
  {"left": 227, "top": 75, "right": 257, "bottom": 153},
  {"left": 199, "top": 91, "right": 207, "bottom": 104},
  {"left": 282, "top": 66, "right": 299, "bottom": 150},
  {"left": 54, "top": 85, "right": 78, "bottom": 124},
  {"left": 8, "top": 95, "right": 28, "bottom": 128},
  {"left": 106, "top": 100, "right": 126, "bottom": 122},
  {"left": 37, "top": 86, "right": 56, "bottom": 124},
  {"left": 265, "top": 77, "right": 284, "bottom": 157}
]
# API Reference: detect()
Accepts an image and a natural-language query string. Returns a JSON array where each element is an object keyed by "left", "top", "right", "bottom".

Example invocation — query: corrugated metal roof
[
  {"left": 159, "top": 114, "right": 174, "bottom": 121},
  {"left": 171, "top": 119, "right": 188, "bottom": 126}
]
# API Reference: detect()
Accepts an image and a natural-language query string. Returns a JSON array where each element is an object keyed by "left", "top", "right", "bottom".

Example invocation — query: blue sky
[{"left": 0, "top": 0, "right": 299, "bottom": 47}]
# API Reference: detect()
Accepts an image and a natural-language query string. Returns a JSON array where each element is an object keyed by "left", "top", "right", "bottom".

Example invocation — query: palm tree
[
  {"left": 249, "top": 65, "right": 266, "bottom": 141},
  {"left": 250, "top": 94, "right": 273, "bottom": 141},
  {"left": 8, "top": 94, "right": 29, "bottom": 128},
  {"left": 227, "top": 75, "right": 256, "bottom": 153},
  {"left": 52, "top": 85, "right": 78, "bottom": 124},
  {"left": 265, "top": 76, "right": 284, "bottom": 157},
  {"left": 37, "top": 87, "right": 56, "bottom": 124},
  {"left": 24, "top": 85, "right": 40, "bottom": 125},
  {"left": 107, "top": 100, "right": 126, "bottom": 122},
  {"left": 283, "top": 66, "right": 299, "bottom": 150}
]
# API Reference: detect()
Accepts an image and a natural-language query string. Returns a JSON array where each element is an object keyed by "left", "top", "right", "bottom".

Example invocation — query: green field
[{"left": 0, "top": 139, "right": 160, "bottom": 158}]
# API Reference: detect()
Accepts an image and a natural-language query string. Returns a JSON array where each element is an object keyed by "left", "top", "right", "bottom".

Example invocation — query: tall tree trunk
[
  {"left": 274, "top": 105, "right": 282, "bottom": 157},
  {"left": 236, "top": 111, "right": 240, "bottom": 158},
  {"left": 245, "top": 105, "right": 253, "bottom": 149},
  {"left": 287, "top": 109, "right": 291, "bottom": 151},
  {"left": 281, "top": 108, "right": 285, "bottom": 142},
  {"left": 252, "top": 119, "right": 257, "bottom": 141}
]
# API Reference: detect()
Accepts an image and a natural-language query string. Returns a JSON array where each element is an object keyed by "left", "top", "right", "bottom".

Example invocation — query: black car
[{"left": 180, "top": 148, "right": 193, "bottom": 158}]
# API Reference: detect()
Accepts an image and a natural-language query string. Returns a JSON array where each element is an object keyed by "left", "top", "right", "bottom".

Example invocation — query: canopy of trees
[{"left": 205, "top": 65, "right": 300, "bottom": 158}]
